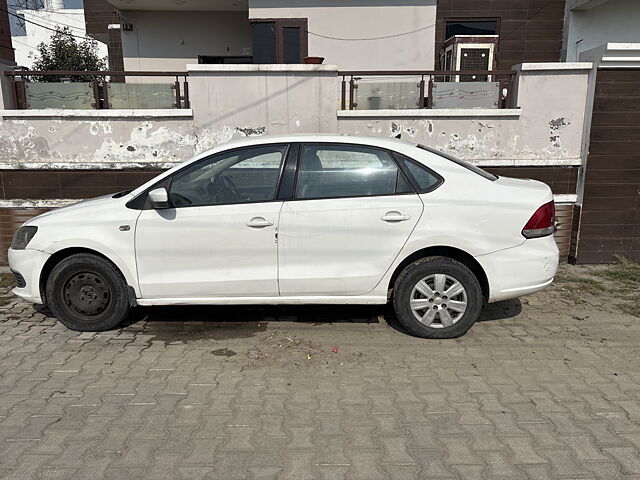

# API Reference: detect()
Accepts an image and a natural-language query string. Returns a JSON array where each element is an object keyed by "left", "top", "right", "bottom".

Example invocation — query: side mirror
[{"left": 148, "top": 187, "right": 169, "bottom": 209}]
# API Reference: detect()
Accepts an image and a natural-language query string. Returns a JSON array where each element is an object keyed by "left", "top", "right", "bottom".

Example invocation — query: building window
[
  {"left": 445, "top": 20, "right": 498, "bottom": 39},
  {"left": 251, "top": 19, "right": 308, "bottom": 64}
]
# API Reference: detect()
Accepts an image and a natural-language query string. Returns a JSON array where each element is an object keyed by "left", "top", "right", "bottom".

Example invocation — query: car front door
[
  {"left": 278, "top": 143, "right": 425, "bottom": 296},
  {"left": 135, "top": 144, "right": 289, "bottom": 299}
]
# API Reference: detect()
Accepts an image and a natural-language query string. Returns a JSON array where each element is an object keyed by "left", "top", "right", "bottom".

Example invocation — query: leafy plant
[{"left": 31, "top": 27, "right": 107, "bottom": 82}]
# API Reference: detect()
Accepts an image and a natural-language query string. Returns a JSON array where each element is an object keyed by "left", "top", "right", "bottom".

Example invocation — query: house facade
[
  {"left": 85, "top": 0, "right": 574, "bottom": 73},
  {"left": 86, "top": 0, "right": 438, "bottom": 72}
]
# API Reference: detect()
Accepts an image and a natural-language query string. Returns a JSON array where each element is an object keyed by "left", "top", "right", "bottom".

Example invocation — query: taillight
[{"left": 522, "top": 201, "right": 555, "bottom": 239}]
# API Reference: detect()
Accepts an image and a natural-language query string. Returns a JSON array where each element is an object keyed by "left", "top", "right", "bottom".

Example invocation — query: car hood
[{"left": 25, "top": 193, "right": 130, "bottom": 226}]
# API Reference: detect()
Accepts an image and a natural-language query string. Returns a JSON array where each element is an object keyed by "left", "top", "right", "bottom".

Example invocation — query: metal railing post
[
  {"left": 174, "top": 77, "right": 181, "bottom": 109},
  {"left": 91, "top": 79, "right": 100, "bottom": 109},
  {"left": 12, "top": 79, "right": 27, "bottom": 110},
  {"left": 349, "top": 76, "right": 356, "bottom": 110},
  {"left": 102, "top": 79, "right": 110, "bottom": 109},
  {"left": 341, "top": 76, "right": 347, "bottom": 110},
  {"left": 418, "top": 75, "right": 425, "bottom": 109},
  {"left": 183, "top": 76, "right": 190, "bottom": 109},
  {"left": 427, "top": 76, "right": 434, "bottom": 109}
]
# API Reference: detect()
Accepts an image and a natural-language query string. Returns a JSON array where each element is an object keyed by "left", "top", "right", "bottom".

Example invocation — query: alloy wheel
[{"left": 409, "top": 273, "right": 468, "bottom": 328}]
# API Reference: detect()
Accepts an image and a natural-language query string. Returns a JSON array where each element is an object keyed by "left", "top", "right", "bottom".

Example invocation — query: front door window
[{"left": 168, "top": 145, "right": 288, "bottom": 207}]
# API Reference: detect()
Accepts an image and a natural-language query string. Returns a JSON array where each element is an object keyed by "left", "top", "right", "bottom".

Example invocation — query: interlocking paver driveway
[{"left": 1, "top": 264, "right": 639, "bottom": 479}]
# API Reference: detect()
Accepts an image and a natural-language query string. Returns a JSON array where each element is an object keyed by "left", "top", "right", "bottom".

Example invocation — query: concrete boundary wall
[{"left": 0, "top": 63, "right": 591, "bottom": 169}]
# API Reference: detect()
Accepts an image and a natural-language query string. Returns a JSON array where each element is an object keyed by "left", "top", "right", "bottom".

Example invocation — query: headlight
[{"left": 11, "top": 226, "right": 38, "bottom": 250}]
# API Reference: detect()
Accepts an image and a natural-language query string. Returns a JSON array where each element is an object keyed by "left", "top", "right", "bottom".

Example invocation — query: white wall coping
[
  {"left": 0, "top": 199, "right": 79, "bottom": 208},
  {"left": 0, "top": 156, "right": 581, "bottom": 170},
  {"left": 0, "top": 195, "right": 578, "bottom": 209},
  {"left": 0, "top": 109, "right": 193, "bottom": 118},
  {"left": 187, "top": 64, "right": 339, "bottom": 72},
  {"left": 338, "top": 108, "right": 522, "bottom": 118},
  {"left": 0, "top": 161, "right": 177, "bottom": 170},
  {"left": 605, "top": 43, "right": 640, "bottom": 51},
  {"left": 513, "top": 62, "right": 593, "bottom": 71},
  {"left": 468, "top": 158, "right": 582, "bottom": 167}
]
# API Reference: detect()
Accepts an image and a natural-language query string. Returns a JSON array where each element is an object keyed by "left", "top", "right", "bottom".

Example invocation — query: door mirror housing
[{"left": 148, "top": 187, "right": 170, "bottom": 209}]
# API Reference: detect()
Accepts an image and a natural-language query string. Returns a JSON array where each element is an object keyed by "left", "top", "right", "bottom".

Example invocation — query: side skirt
[{"left": 136, "top": 295, "right": 389, "bottom": 307}]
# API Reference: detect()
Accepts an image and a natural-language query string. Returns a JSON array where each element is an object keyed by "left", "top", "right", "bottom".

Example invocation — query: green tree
[{"left": 32, "top": 27, "right": 107, "bottom": 82}]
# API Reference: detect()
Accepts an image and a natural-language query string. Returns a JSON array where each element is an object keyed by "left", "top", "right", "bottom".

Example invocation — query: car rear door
[{"left": 277, "top": 143, "right": 424, "bottom": 296}]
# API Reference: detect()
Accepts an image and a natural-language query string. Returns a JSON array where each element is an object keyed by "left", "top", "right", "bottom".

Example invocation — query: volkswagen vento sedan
[{"left": 9, "top": 135, "right": 559, "bottom": 338}]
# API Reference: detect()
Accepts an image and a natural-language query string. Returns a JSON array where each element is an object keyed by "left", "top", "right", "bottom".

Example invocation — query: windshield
[{"left": 417, "top": 145, "right": 498, "bottom": 181}]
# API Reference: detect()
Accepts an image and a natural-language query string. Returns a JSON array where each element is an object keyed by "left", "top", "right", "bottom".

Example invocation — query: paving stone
[{"left": 1, "top": 266, "right": 640, "bottom": 479}]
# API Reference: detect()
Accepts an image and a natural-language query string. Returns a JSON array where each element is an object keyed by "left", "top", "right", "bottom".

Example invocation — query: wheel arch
[
  {"left": 388, "top": 246, "right": 490, "bottom": 301},
  {"left": 39, "top": 247, "right": 137, "bottom": 306}
]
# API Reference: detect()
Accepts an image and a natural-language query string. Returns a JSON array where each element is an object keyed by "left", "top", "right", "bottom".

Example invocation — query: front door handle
[
  {"left": 246, "top": 217, "right": 274, "bottom": 228},
  {"left": 381, "top": 211, "right": 410, "bottom": 222}
]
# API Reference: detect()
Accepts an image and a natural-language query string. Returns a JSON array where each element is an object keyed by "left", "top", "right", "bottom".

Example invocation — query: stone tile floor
[{"left": 0, "top": 263, "right": 639, "bottom": 479}]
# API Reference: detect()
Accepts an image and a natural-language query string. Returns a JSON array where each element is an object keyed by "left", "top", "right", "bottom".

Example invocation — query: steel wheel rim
[
  {"left": 63, "top": 272, "right": 111, "bottom": 317},
  {"left": 409, "top": 274, "right": 468, "bottom": 328}
]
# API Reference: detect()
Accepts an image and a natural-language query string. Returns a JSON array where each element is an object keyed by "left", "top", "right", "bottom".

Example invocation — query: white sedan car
[{"left": 9, "top": 135, "right": 558, "bottom": 338}]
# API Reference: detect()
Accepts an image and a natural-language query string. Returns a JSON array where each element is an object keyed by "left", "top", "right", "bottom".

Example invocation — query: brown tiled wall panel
[
  {"left": 0, "top": 0, "right": 14, "bottom": 62},
  {"left": 576, "top": 69, "right": 640, "bottom": 263},
  {"left": 435, "top": 0, "right": 566, "bottom": 70},
  {"left": 0, "top": 170, "right": 162, "bottom": 200},
  {"left": 83, "top": 0, "right": 117, "bottom": 37},
  {"left": 0, "top": 167, "right": 579, "bottom": 200},
  {"left": 83, "top": 0, "right": 124, "bottom": 72},
  {"left": 484, "top": 166, "right": 579, "bottom": 195},
  {"left": 0, "top": 208, "right": 51, "bottom": 266}
]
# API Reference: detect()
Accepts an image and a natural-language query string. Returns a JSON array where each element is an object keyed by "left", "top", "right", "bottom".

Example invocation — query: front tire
[
  {"left": 393, "top": 257, "right": 483, "bottom": 339},
  {"left": 45, "top": 253, "right": 130, "bottom": 332}
]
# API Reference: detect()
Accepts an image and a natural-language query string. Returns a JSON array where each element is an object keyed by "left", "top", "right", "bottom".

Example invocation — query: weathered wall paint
[
  {"left": 0, "top": 64, "right": 591, "bottom": 168},
  {"left": 338, "top": 65, "right": 592, "bottom": 165}
]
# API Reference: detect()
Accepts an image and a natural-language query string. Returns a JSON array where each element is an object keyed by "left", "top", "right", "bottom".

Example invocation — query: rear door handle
[
  {"left": 246, "top": 217, "right": 274, "bottom": 228},
  {"left": 381, "top": 211, "right": 410, "bottom": 222}
]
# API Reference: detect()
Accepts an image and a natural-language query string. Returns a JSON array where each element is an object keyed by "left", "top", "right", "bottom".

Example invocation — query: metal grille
[
  {"left": 460, "top": 48, "right": 491, "bottom": 81},
  {"left": 11, "top": 270, "right": 26, "bottom": 289}
]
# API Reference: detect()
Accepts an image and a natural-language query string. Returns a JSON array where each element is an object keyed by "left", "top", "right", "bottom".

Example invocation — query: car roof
[{"left": 194, "top": 134, "right": 417, "bottom": 158}]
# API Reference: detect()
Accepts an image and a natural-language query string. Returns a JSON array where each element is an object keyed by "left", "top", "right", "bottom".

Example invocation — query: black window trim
[
  {"left": 391, "top": 151, "right": 445, "bottom": 194},
  {"left": 126, "top": 142, "right": 294, "bottom": 210},
  {"left": 288, "top": 142, "right": 421, "bottom": 203}
]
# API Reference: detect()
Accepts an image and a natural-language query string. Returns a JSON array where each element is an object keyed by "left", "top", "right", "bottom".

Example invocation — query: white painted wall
[
  {"left": 11, "top": 9, "right": 108, "bottom": 69},
  {"left": 565, "top": 0, "right": 640, "bottom": 61},
  {"left": 249, "top": 0, "right": 437, "bottom": 70},
  {"left": 120, "top": 10, "right": 253, "bottom": 73}
]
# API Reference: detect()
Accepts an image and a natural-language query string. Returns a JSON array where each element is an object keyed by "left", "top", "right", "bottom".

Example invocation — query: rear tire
[
  {"left": 45, "top": 253, "right": 130, "bottom": 332},
  {"left": 392, "top": 257, "right": 483, "bottom": 339}
]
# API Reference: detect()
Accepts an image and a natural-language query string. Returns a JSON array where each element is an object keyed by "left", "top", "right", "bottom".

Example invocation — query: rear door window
[{"left": 295, "top": 144, "right": 410, "bottom": 199}]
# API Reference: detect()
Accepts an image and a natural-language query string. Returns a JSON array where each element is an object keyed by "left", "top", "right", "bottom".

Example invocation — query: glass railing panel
[
  {"left": 354, "top": 78, "right": 420, "bottom": 110},
  {"left": 432, "top": 81, "right": 500, "bottom": 109},
  {"left": 107, "top": 83, "right": 175, "bottom": 109},
  {"left": 24, "top": 82, "right": 95, "bottom": 109}
]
